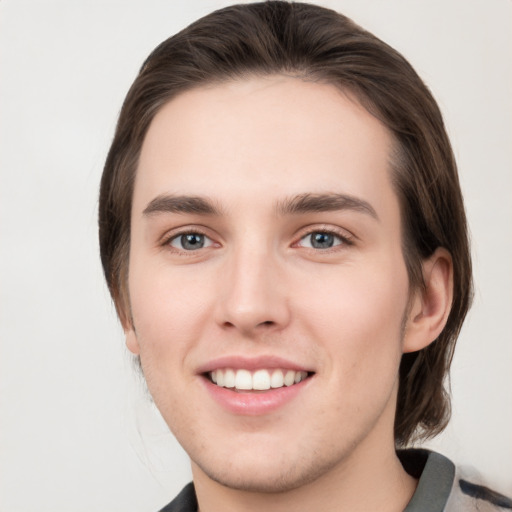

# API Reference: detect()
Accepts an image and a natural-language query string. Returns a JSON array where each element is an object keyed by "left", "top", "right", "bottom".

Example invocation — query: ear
[
  {"left": 125, "top": 327, "right": 141, "bottom": 355},
  {"left": 403, "top": 247, "right": 454, "bottom": 353},
  {"left": 116, "top": 287, "right": 140, "bottom": 355},
  {"left": 112, "top": 283, "right": 140, "bottom": 354}
]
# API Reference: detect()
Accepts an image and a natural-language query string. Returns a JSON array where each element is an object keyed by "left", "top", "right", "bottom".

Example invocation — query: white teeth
[
  {"left": 284, "top": 370, "right": 295, "bottom": 387},
  {"left": 253, "top": 369, "right": 271, "bottom": 390},
  {"left": 270, "top": 369, "right": 284, "bottom": 388},
  {"left": 224, "top": 368, "right": 236, "bottom": 388},
  {"left": 235, "top": 369, "right": 252, "bottom": 390},
  {"left": 209, "top": 368, "right": 309, "bottom": 390}
]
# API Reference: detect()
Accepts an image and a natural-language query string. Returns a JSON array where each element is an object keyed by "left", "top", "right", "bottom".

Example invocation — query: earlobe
[
  {"left": 118, "top": 292, "right": 139, "bottom": 354},
  {"left": 125, "top": 328, "right": 141, "bottom": 355},
  {"left": 403, "top": 248, "right": 454, "bottom": 353}
]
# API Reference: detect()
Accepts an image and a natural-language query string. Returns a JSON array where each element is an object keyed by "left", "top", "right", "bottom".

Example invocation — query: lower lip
[{"left": 201, "top": 376, "right": 312, "bottom": 416}]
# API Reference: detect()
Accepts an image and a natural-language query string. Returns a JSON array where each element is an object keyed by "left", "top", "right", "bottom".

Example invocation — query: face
[{"left": 127, "top": 76, "right": 413, "bottom": 492}]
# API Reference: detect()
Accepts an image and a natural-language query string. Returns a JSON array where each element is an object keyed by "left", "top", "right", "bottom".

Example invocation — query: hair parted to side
[{"left": 99, "top": 1, "right": 472, "bottom": 446}]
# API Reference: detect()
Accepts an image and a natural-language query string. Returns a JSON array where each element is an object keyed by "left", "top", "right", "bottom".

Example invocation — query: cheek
[
  {"left": 128, "top": 260, "right": 214, "bottom": 366},
  {"left": 127, "top": 264, "right": 216, "bottom": 421},
  {"left": 298, "top": 257, "right": 409, "bottom": 378}
]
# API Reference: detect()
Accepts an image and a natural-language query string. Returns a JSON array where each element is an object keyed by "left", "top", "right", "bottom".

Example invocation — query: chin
[{"left": 192, "top": 449, "right": 342, "bottom": 494}]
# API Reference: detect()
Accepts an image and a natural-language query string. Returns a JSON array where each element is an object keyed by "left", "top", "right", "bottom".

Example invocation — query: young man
[{"left": 99, "top": 2, "right": 511, "bottom": 511}]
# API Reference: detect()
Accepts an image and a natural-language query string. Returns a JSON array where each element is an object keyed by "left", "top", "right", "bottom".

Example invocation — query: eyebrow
[
  {"left": 143, "top": 195, "right": 222, "bottom": 216},
  {"left": 276, "top": 193, "right": 378, "bottom": 220},
  {"left": 142, "top": 192, "right": 378, "bottom": 220}
]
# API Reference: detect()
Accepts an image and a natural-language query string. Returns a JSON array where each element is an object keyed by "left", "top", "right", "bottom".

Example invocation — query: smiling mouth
[{"left": 207, "top": 368, "right": 312, "bottom": 391}]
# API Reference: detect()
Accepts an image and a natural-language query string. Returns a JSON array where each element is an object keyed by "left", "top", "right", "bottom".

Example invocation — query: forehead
[{"left": 134, "top": 75, "right": 396, "bottom": 217}]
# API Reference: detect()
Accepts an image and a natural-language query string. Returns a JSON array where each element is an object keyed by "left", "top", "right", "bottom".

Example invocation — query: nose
[{"left": 215, "top": 245, "right": 291, "bottom": 336}]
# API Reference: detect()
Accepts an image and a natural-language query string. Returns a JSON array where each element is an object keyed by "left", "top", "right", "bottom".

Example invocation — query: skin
[{"left": 125, "top": 76, "right": 453, "bottom": 512}]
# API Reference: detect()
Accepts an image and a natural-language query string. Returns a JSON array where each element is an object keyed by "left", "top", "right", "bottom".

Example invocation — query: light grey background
[{"left": 1, "top": 1, "right": 511, "bottom": 511}]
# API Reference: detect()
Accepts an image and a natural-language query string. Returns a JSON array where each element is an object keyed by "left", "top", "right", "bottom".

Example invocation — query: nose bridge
[{"left": 218, "top": 236, "right": 289, "bottom": 333}]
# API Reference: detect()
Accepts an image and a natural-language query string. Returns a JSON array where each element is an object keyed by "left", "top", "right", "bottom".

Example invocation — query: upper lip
[{"left": 196, "top": 355, "right": 313, "bottom": 374}]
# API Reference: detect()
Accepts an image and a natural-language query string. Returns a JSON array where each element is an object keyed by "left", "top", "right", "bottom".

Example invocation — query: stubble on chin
[{"left": 190, "top": 443, "right": 352, "bottom": 494}]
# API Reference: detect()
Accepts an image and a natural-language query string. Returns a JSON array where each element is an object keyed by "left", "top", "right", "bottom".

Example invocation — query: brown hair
[{"left": 99, "top": 1, "right": 473, "bottom": 446}]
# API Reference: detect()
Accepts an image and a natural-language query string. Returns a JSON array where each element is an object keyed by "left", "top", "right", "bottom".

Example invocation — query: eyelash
[
  {"left": 294, "top": 227, "right": 354, "bottom": 251},
  {"left": 162, "top": 228, "right": 215, "bottom": 252},
  {"left": 161, "top": 226, "right": 355, "bottom": 253}
]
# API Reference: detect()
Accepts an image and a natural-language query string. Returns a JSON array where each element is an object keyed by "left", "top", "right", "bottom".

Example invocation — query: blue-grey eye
[
  {"left": 300, "top": 231, "right": 342, "bottom": 249},
  {"left": 170, "top": 233, "right": 212, "bottom": 250}
]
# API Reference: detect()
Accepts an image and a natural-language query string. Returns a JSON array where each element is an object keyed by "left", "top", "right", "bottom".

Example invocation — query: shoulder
[
  {"left": 446, "top": 467, "right": 512, "bottom": 512},
  {"left": 399, "top": 449, "right": 512, "bottom": 512}
]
